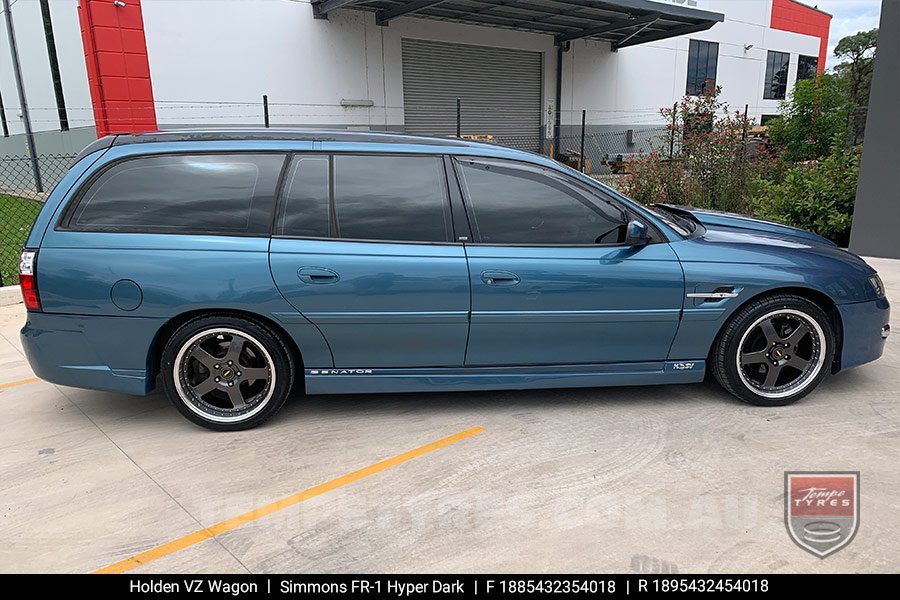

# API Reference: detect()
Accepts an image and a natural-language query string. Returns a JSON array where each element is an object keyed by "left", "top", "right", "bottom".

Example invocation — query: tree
[
  {"left": 834, "top": 28, "right": 878, "bottom": 144},
  {"left": 767, "top": 74, "right": 850, "bottom": 161}
]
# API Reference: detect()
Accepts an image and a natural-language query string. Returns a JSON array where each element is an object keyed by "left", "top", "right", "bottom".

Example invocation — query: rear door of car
[{"left": 269, "top": 152, "right": 471, "bottom": 368}]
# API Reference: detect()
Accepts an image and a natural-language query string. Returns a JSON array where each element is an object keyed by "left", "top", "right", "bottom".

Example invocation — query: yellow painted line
[
  {"left": 0, "top": 377, "right": 40, "bottom": 390},
  {"left": 93, "top": 425, "right": 486, "bottom": 574}
]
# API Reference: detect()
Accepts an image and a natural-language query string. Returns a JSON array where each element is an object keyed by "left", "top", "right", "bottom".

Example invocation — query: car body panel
[
  {"left": 18, "top": 131, "right": 889, "bottom": 400},
  {"left": 464, "top": 242, "right": 685, "bottom": 365},
  {"left": 270, "top": 238, "right": 470, "bottom": 368}
]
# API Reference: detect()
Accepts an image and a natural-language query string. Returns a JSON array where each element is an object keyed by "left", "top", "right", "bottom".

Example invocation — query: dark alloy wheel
[
  {"left": 712, "top": 294, "right": 835, "bottom": 407},
  {"left": 161, "top": 315, "right": 295, "bottom": 430}
]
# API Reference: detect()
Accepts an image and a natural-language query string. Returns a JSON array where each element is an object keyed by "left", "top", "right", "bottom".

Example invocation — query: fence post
[
  {"left": 263, "top": 94, "right": 270, "bottom": 128},
  {"left": 580, "top": 110, "right": 586, "bottom": 173},
  {"left": 456, "top": 98, "right": 461, "bottom": 138},
  {"left": 669, "top": 102, "right": 677, "bottom": 159},
  {"left": 2, "top": 0, "right": 42, "bottom": 193}
]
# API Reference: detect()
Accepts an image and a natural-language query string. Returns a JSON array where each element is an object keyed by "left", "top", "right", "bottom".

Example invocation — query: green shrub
[{"left": 752, "top": 143, "right": 860, "bottom": 245}]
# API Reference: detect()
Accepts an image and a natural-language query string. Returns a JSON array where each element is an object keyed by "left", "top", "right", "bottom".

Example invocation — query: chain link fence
[{"left": 0, "top": 154, "right": 76, "bottom": 286}]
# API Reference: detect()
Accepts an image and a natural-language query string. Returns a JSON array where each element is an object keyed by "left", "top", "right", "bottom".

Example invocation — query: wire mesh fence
[{"left": 0, "top": 154, "right": 76, "bottom": 286}]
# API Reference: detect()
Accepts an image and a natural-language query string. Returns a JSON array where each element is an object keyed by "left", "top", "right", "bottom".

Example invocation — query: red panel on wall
[
  {"left": 771, "top": 0, "right": 832, "bottom": 75},
  {"left": 77, "top": 0, "right": 156, "bottom": 137}
]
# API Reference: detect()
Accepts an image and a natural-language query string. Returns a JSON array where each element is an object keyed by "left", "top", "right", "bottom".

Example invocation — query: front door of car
[
  {"left": 453, "top": 157, "right": 684, "bottom": 366},
  {"left": 269, "top": 153, "right": 470, "bottom": 368}
]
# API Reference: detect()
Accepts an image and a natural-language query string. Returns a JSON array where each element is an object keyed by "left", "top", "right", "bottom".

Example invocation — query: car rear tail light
[{"left": 19, "top": 250, "right": 41, "bottom": 312}]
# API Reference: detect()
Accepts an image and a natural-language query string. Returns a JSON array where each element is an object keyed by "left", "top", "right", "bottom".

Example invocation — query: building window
[
  {"left": 797, "top": 55, "right": 818, "bottom": 81},
  {"left": 764, "top": 51, "right": 791, "bottom": 100},
  {"left": 39, "top": 0, "right": 69, "bottom": 131},
  {"left": 760, "top": 114, "right": 780, "bottom": 126},
  {"left": 686, "top": 40, "right": 719, "bottom": 96}
]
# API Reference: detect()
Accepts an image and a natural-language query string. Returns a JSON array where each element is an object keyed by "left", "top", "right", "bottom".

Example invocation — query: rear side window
[
  {"left": 64, "top": 153, "right": 285, "bottom": 235},
  {"left": 277, "top": 154, "right": 452, "bottom": 243}
]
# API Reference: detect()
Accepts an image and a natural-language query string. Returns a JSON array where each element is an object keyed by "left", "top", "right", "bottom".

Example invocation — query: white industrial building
[{"left": 0, "top": 0, "right": 830, "bottom": 160}]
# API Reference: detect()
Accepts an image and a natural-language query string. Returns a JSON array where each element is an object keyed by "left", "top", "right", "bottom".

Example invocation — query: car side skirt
[{"left": 303, "top": 361, "right": 706, "bottom": 394}]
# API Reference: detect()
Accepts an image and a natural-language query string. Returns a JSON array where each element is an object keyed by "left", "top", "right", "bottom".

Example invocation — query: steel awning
[{"left": 312, "top": 0, "right": 724, "bottom": 48}]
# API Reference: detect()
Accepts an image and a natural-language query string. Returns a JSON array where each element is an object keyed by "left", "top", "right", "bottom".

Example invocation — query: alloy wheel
[
  {"left": 736, "top": 309, "right": 827, "bottom": 399},
  {"left": 173, "top": 328, "right": 276, "bottom": 423}
]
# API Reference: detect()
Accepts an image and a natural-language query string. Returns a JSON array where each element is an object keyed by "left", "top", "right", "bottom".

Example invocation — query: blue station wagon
[{"left": 19, "top": 130, "right": 890, "bottom": 430}]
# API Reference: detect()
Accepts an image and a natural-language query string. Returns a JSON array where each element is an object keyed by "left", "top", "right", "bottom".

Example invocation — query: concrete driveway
[{"left": 1, "top": 258, "right": 897, "bottom": 574}]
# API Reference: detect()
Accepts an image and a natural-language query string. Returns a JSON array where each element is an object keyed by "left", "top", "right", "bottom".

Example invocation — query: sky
[{"left": 811, "top": 0, "right": 882, "bottom": 69}]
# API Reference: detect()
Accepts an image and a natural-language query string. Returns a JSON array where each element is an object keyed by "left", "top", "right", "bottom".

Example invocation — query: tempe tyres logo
[{"left": 785, "top": 472, "right": 859, "bottom": 558}]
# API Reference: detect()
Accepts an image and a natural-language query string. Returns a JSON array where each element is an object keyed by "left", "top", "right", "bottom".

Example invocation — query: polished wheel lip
[
  {"left": 173, "top": 327, "right": 276, "bottom": 424},
  {"left": 736, "top": 308, "right": 826, "bottom": 399}
]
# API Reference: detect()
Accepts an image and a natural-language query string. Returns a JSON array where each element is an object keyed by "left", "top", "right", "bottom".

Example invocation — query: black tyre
[
  {"left": 712, "top": 294, "right": 835, "bottom": 407},
  {"left": 161, "top": 314, "right": 295, "bottom": 430}
]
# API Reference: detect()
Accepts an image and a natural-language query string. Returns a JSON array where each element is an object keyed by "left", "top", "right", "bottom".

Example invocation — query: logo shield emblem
[{"left": 785, "top": 471, "right": 859, "bottom": 558}]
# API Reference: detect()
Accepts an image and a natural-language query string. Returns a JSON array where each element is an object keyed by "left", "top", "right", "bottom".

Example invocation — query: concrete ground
[{"left": 0, "top": 258, "right": 897, "bottom": 574}]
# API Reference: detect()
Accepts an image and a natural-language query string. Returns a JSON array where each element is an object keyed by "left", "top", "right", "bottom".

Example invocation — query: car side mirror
[{"left": 626, "top": 219, "right": 650, "bottom": 246}]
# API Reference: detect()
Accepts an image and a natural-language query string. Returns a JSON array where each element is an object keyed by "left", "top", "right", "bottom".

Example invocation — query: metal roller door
[{"left": 401, "top": 38, "right": 543, "bottom": 149}]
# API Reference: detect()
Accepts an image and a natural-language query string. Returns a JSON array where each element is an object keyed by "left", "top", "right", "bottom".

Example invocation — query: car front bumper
[{"left": 836, "top": 296, "right": 891, "bottom": 372}]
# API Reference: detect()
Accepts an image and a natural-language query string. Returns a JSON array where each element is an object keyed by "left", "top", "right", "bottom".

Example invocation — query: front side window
[
  {"left": 797, "top": 55, "right": 818, "bottom": 81},
  {"left": 67, "top": 153, "right": 284, "bottom": 234},
  {"left": 456, "top": 158, "right": 626, "bottom": 245},
  {"left": 686, "top": 40, "right": 719, "bottom": 96},
  {"left": 764, "top": 51, "right": 791, "bottom": 100}
]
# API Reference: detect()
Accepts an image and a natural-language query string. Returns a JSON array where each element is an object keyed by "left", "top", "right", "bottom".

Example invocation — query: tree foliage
[
  {"left": 752, "top": 141, "right": 860, "bottom": 246},
  {"left": 834, "top": 27, "right": 878, "bottom": 144},
  {"left": 766, "top": 74, "right": 850, "bottom": 161}
]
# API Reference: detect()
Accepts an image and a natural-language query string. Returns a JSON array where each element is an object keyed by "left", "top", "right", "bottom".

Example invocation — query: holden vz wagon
[{"left": 19, "top": 130, "right": 890, "bottom": 430}]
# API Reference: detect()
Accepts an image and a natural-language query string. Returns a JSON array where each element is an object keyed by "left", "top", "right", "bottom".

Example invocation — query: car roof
[{"left": 75, "top": 128, "right": 503, "bottom": 161}]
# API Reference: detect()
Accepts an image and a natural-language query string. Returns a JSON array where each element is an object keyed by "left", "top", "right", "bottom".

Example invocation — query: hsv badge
[{"left": 785, "top": 471, "right": 859, "bottom": 558}]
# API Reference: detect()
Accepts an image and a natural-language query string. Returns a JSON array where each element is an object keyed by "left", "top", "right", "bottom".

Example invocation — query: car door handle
[
  {"left": 482, "top": 271, "right": 520, "bottom": 286},
  {"left": 298, "top": 267, "right": 340, "bottom": 284}
]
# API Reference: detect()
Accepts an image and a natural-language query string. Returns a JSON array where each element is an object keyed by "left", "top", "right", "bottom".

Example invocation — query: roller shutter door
[{"left": 402, "top": 38, "right": 543, "bottom": 150}]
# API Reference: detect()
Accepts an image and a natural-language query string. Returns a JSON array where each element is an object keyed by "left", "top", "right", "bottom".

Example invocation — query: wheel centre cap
[
  {"left": 771, "top": 348, "right": 784, "bottom": 360},
  {"left": 220, "top": 367, "right": 236, "bottom": 381}
]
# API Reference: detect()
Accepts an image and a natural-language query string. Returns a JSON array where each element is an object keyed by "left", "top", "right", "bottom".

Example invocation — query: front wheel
[
  {"left": 161, "top": 314, "right": 295, "bottom": 430},
  {"left": 712, "top": 294, "right": 835, "bottom": 406}
]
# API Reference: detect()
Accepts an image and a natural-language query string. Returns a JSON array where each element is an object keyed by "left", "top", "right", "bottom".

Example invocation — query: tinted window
[
  {"left": 686, "top": 40, "right": 718, "bottom": 96},
  {"left": 278, "top": 156, "right": 329, "bottom": 237},
  {"left": 797, "top": 55, "right": 818, "bottom": 81},
  {"left": 69, "top": 154, "right": 284, "bottom": 234},
  {"left": 457, "top": 158, "right": 626, "bottom": 245},
  {"left": 333, "top": 155, "right": 449, "bottom": 242},
  {"left": 764, "top": 51, "right": 790, "bottom": 100}
]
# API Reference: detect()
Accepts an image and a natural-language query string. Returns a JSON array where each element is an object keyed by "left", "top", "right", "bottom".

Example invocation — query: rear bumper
[
  {"left": 21, "top": 312, "right": 164, "bottom": 396},
  {"left": 836, "top": 297, "right": 890, "bottom": 371}
]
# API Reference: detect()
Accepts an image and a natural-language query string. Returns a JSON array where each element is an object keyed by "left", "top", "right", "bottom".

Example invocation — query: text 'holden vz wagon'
[{"left": 19, "top": 130, "right": 890, "bottom": 430}]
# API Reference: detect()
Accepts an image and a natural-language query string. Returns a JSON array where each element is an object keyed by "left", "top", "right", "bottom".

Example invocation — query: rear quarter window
[{"left": 61, "top": 153, "right": 286, "bottom": 235}]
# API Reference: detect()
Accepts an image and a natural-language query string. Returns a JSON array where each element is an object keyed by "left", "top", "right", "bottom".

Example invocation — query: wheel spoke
[
  {"left": 241, "top": 367, "right": 269, "bottom": 382},
  {"left": 225, "top": 385, "right": 247, "bottom": 410},
  {"left": 786, "top": 355, "right": 811, "bottom": 371},
  {"left": 223, "top": 335, "right": 246, "bottom": 366},
  {"left": 191, "top": 376, "right": 218, "bottom": 398},
  {"left": 741, "top": 349, "right": 769, "bottom": 366},
  {"left": 784, "top": 322, "right": 810, "bottom": 347},
  {"left": 763, "top": 364, "right": 782, "bottom": 388},
  {"left": 191, "top": 347, "right": 219, "bottom": 370},
  {"left": 759, "top": 319, "right": 781, "bottom": 345}
]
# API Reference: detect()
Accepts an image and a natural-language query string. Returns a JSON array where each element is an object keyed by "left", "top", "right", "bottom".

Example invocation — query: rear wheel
[
  {"left": 161, "top": 315, "right": 294, "bottom": 430},
  {"left": 712, "top": 294, "right": 834, "bottom": 406}
]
